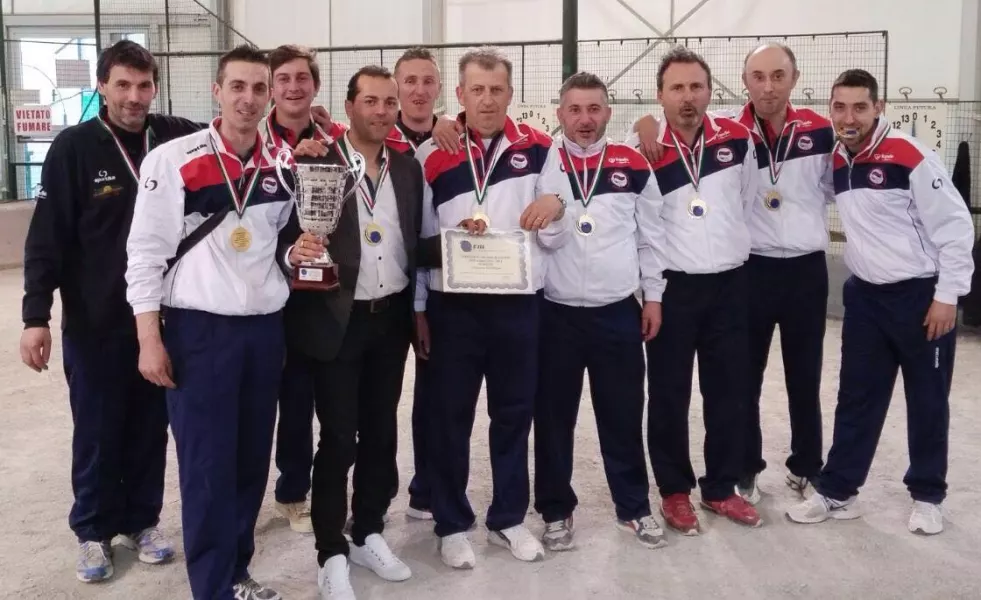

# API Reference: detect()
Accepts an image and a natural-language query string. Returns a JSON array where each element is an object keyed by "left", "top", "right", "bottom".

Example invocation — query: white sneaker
[
  {"left": 786, "top": 474, "right": 816, "bottom": 500},
  {"left": 908, "top": 501, "right": 944, "bottom": 535},
  {"left": 406, "top": 506, "right": 433, "bottom": 520},
  {"left": 736, "top": 475, "right": 762, "bottom": 505},
  {"left": 786, "top": 493, "right": 861, "bottom": 524},
  {"left": 275, "top": 500, "right": 313, "bottom": 533},
  {"left": 318, "top": 555, "right": 356, "bottom": 600},
  {"left": 488, "top": 524, "right": 545, "bottom": 562},
  {"left": 349, "top": 533, "right": 411, "bottom": 581},
  {"left": 438, "top": 532, "right": 475, "bottom": 569}
]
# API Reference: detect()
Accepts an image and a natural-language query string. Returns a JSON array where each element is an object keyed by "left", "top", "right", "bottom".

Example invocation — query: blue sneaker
[
  {"left": 76, "top": 540, "right": 113, "bottom": 582},
  {"left": 118, "top": 527, "right": 175, "bottom": 564}
]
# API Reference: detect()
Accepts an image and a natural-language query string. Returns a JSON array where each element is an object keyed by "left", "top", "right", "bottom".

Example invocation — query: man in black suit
[{"left": 277, "top": 65, "right": 422, "bottom": 599}]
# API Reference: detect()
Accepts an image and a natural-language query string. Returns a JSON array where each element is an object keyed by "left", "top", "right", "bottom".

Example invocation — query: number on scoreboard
[
  {"left": 509, "top": 103, "right": 559, "bottom": 136},
  {"left": 886, "top": 102, "right": 947, "bottom": 156}
]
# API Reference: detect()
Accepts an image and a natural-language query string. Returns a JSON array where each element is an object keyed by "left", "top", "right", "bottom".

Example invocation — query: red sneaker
[
  {"left": 701, "top": 494, "right": 763, "bottom": 527},
  {"left": 660, "top": 493, "right": 700, "bottom": 535}
]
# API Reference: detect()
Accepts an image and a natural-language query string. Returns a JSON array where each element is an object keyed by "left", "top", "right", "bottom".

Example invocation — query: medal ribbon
[
  {"left": 336, "top": 135, "right": 389, "bottom": 217},
  {"left": 97, "top": 114, "right": 151, "bottom": 183},
  {"left": 755, "top": 116, "right": 798, "bottom": 185},
  {"left": 836, "top": 122, "right": 892, "bottom": 169},
  {"left": 210, "top": 136, "right": 263, "bottom": 218},
  {"left": 394, "top": 123, "right": 418, "bottom": 153},
  {"left": 265, "top": 111, "right": 332, "bottom": 149},
  {"left": 464, "top": 129, "right": 506, "bottom": 207},
  {"left": 558, "top": 143, "right": 607, "bottom": 209},
  {"left": 668, "top": 128, "right": 706, "bottom": 191}
]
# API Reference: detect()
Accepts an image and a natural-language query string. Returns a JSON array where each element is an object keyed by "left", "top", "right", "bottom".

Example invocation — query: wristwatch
[{"left": 555, "top": 193, "right": 567, "bottom": 220}]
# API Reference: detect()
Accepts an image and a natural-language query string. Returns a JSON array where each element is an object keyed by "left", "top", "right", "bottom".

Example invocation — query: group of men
[{"left": 19, "top": 34, "right": 973, "bottom": 600}]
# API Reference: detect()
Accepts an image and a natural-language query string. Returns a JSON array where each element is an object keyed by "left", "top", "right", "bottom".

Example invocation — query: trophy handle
[
  {"left": 275, "top": 147, "right": 297, "bottom": 200},
  {"left": 344, "top": 151, "right": 367, "bottom": 203}
]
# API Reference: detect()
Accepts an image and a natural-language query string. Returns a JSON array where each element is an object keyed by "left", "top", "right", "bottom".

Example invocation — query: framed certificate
[{"left": 440, "top": 228, "right": 534, "bottom": 294}]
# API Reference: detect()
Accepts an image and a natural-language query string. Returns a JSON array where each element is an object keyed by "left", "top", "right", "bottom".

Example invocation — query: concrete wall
[{"left": 0, "top": 201, "right": 33, "bottom": 269}]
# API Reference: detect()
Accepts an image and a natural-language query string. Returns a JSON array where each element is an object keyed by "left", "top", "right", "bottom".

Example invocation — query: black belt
[{"left": 353, "top": 289, "right": 407, "bottom": 314}]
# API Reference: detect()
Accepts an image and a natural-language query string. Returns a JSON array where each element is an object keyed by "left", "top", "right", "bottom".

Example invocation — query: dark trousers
[
  {"left": 744, "top": 251, "right": 828, "bottom": 480},
  {"left": 311, "top": 293, "right": 411, "bottom": 566},
  {"left": 63, "top": 331, "right": 168, "bottom": 543},
  {"left": 533, "top": 297, "right": 651, "bottom": 523},
  {"left": 163, "top": 308, "right": 285, "bottom": 600},
  {"left": 426, "top": 290, "right": 540, "bottom": 537},
  {"left": 645, "top": 266, "right": 749, "bottom": 502},
  {"left": 817, "top": 276, "right": 954, "bottom": 504},
  {"left": 407, "top": 356, "right": 432, "bottom": 510},
  {"left": 275, "top": 351, "right": 315, "bottom": 504}
]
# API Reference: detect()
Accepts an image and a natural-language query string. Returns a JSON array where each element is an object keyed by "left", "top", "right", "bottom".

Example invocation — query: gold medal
[
  {"left": 230, "top": 225, "right": 252, "bottom": 252},
  {"left": 364, "top": 223, "right": 384, "bottom": 246},
  {"left": 473, "top": 212, "right": 490, "bottom": 227},
  {"left": 764, "top": 189, "right": 782, "bottom": 211},
  {"left": 688, "top": 196, "right": 707, "bottom": 218}
]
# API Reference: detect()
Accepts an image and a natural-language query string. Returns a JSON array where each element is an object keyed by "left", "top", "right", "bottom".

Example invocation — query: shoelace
[
  {"left": 141, "top": 528, "right": 166, "bottom": 548},
  {"left": 80, "top": 542, "right": 108, "bottom": 565},
  {"left": 544, "top": 521, "right": 567, "bottom": 536},
  {"left": 636, "top": 515, "right": 660, "bottom": 532}
]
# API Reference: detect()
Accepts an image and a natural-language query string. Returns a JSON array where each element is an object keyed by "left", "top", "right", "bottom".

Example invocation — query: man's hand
[
  {"left": 19, "top": 326, "right": 52, "bottom": 372},
  {"left": 634, "top": 114, "right": 662, "bottom": 164},
  {"left": 924, "top": 300, "right": 957, "bottom": 341},
  {"left": 294, "top": 139, "right": 328, "bottom": 158},
  {"left": 414, "top": 311, "right": 431, "bottom": 360},
  {"left": 432, "top": 115, "right": 463, "bottom": 153},
  {"left": 138, "top": 335, "right": 176, "bottom": 389},
  {"left": 641, "top": 301, "right": 662, "bottom": 341},
  {"left": 310, "top": 105, "right": 333, "bottom": 131},
  {"left": 520, "top": 194, "right": 563, "bottom": 230},
  {"left": 457, "top": 218, "right": 488, "bottom": 235},
  {"left": 289, "top": 232, "right": 328, "bottom": 266}
]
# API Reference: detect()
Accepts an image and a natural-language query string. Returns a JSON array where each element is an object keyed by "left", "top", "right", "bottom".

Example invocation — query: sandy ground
[{"left": 2, "top": 267, "right": 981, "bottom": 600}]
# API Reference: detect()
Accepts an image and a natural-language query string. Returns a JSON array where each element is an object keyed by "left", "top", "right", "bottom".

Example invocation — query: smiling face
[
  {"left": 213, "top": 59, "right": 270, "bottom": 134},
  {"left": 97, "top": 65, "right": 157, "bottom": 132},
  {"left": 558, "top": 86, "right": 612, "bottom": 147},
  {"left": 345, "top": 74, "right": 399, "bottom": 144},
  {"left": 395, "top": 57, "right": 440, "bottom": 123},
  {"left": 829, "top": 85, "right": 883, "bottom": 151},
  {"left": 272, "top": 57, "right": 318, "bottom": 119}
]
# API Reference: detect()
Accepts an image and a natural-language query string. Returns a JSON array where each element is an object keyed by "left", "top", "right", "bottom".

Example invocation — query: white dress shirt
[{"left": 353, "top": 150, "right": 409, "bottom": 300}]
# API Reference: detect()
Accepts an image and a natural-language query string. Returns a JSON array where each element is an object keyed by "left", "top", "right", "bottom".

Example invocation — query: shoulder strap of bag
[{"left": 164, "top": 206, "right": 232, "bottom": 276}]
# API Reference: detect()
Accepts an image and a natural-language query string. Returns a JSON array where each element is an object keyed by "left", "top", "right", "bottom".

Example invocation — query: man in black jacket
[
  {"left": 276, "top": 65, "right": 423, "bottom": 599},
  {"left": 19, "top": 40, "right": 200, "bottom": 583}
]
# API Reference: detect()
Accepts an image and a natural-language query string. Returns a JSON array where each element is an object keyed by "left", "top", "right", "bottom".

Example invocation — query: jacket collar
[
  {"left": 737, "top": 101, "right": 805, "bottom": 140},
  {"left": 834, "top": 117, "right": 891, "bottom": 162},
  {"left": 657, "top": 113, "right": 722, "bottom": 148},
  {"left": 208, "top": 117, "right": 273, "bottom": 170},
  {"left": 456, "top": 110, "right": 526, "bottom": 150}
]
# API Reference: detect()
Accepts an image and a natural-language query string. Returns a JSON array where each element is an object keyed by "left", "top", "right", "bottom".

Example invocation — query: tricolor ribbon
[
  {"left": 97, "top": 114, "right": 152, "bottom": 183},
  {"left": 755, "top": 115, "right": 798, "bottom": 186},
  {"left": 558, "top": 142, "right": 607, "bottom": 209},
  {"left": 210, "top": 136, "right": 263, "bottom": 218},
  {"left": 668, "top": 127, "right": 706, "bottom": 191},
  {"left": 337, "top": 135, "right": 389, "bottom": 217},
  {"left": 464, "top": 129, "right": 506, "bottom": 208}
]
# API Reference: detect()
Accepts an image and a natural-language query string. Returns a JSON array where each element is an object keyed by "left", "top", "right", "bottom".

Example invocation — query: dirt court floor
[{"left": 2, "top": 266, "right": 981, "bottom": 600}]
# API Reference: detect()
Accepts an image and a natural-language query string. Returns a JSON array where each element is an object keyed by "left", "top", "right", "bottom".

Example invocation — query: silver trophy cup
[{"left": 276, "top": 147, "right": 365, "bottom": 290}]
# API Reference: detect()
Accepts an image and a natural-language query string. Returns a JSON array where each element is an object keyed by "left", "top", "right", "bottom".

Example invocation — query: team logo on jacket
[
  {"left": 715, "top": 146, "right": 734, "bottom": 164},
  {"left": 797, "top": 135, "right": 813, "bottom": 151},
  {"left": 261, "top": 176, "right": 278, "bottom": 194},
  {"left": 868, "top": 167, "right": 885, "bottom": 186},
  {"left": 609, "top": 170, "right": 629, "bottom": 189},
  {"left": 509, "top": 152, "right": 529, "bottom": 171}
]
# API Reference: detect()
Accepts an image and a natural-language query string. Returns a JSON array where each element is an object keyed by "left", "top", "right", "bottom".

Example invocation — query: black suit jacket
[{"left": 278, "top": 145, "right": 424, "bottom": 362}]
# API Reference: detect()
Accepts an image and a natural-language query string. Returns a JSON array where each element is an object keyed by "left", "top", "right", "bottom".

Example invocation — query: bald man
[{"left": 633, "top": 43, "right": 835, "bottom": 503}]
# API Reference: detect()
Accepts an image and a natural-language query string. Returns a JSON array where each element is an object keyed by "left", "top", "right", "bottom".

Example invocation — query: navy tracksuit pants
[
  {"left": 163, "top": 308, "right": 285, "bottom": 600},
  {"left": 275, "top": 351, "right": 315, "bottom": 504},
  {"left": 645, "top": 266, "right": 749, "bottom": 502},
  {"left": 63, "top": 331, "right": 168, "bottom": 543},
  {"left": 817, "top": 275, "right": 954, "bottom": 504},
  {"left": 407, "top": 356, "right": 432, "bottom": 511},
  {"left": 426, "top": 290, "right": 540, "bottom": 537},
  {"left": 744, "top": 251, "right": 828, "bottom": 480},
  {"left": 533, "top": 297, "right": 651, "bottom": 523}
]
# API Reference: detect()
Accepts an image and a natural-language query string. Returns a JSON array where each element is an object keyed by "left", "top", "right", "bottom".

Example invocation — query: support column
[{"left": 562, "top": 0, "right": 577, "bottom": 81}]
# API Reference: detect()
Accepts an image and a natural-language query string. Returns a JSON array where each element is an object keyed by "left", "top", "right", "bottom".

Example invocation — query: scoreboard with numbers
[
  {"left": 509, "top": 103, "right": 560, "bottom": 136},
  {"left": 885, "top": 102, "right": 947, "bottom": 155}
]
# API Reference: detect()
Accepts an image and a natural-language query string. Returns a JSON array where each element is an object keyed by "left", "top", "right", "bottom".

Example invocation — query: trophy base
[{"left": 291, "top": 263, "right": 340, "bottom": 291}]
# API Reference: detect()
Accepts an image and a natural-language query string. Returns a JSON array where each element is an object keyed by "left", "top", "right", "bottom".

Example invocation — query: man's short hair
[
  {"left": 268, "top": 44, "right": 320, "bottom": 88},
  {"left": 216, "top": 44, "right": 268, "bottom": 84},
  {"left": 832, "top": 69, "right": 879, "bottom": 103},
  {"left": 394, "top": 46, "right": 439, "bottom": 76},
  {"left": 347, "top": 65, "right": 394, "bottom": 102},
  {"left": 458, "top": 46, "right": 513, "bottom": 86},
  {"left": 96, "top": 40, "right": 159, "bottom": 85},
  {"left": 743, "top": 42, "right": 798, "bottom": 72},
  {"left": 559, "top": 72, "right": 609, "bottom": 102},
  {"left": 656, "top": 45, "right": 712, "bottom": 92}
]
